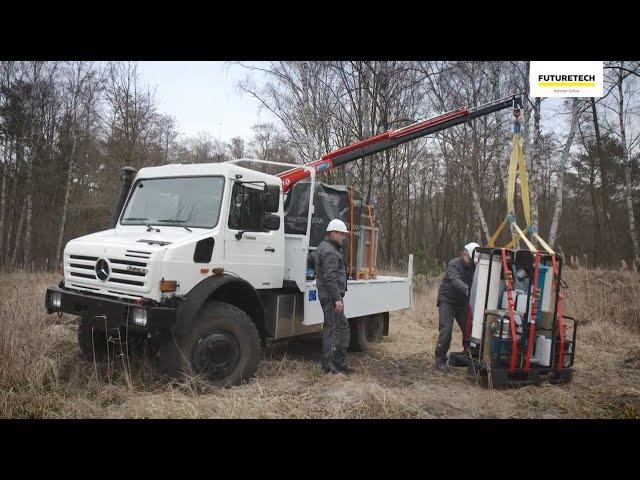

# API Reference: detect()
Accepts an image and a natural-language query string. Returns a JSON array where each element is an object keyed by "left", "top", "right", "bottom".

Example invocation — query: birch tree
[
  {"left": 614, "top": 62, "right": 640, "bottom": 265},
  {"left": 548, "top": 97, "right": 581, "bottom": 247}
]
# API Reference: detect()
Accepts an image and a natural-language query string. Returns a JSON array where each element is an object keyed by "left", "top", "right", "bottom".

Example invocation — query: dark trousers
[
  {"left": 435, "top": 301, "right": 468, "bottom": 361},
  {"left": 320, "top": 298, "right": 350, "bottom": 369}
]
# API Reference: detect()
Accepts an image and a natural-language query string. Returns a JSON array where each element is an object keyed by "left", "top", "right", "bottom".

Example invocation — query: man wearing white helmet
[
  {"left": 315, "top": 218, "right": 353, "bottom": 374},
  {"left": 433, "top": 241, "right": 480, "bottom": 372}
]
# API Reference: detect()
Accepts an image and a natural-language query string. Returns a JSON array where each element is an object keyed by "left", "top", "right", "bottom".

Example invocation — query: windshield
[{"left": 120, "top": 176, "right": 225, "bottom": 229}]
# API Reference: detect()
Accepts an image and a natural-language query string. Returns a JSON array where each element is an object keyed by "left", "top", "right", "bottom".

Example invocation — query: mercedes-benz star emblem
[{"left": 95, "top": 259, "right": 110, "bottom": 281}]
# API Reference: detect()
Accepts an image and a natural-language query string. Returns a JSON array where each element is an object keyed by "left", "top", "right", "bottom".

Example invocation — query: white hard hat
[
  {"left": 464, "top": 242, "right": 480, "bottom": 256},
  {"left": 327, "top": 219, "right": 349, "bottom": 233}
]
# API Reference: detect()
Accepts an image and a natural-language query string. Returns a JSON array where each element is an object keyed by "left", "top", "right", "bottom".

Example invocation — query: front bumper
[{"left": 45, "top": 286, "right": 176, "bottom": 331}]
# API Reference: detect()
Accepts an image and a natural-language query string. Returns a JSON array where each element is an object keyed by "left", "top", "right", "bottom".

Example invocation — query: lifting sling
[{"left": 488, "top": 107, "right": 533, "bottom": 250}]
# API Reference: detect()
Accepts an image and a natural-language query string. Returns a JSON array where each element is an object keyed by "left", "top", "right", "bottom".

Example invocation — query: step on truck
[{"left": 45, "top": 95, "right": 522, "bottom": 386}]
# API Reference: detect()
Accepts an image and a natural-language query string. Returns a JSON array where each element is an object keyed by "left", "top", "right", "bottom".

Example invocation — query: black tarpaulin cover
[{"left": 284, "top": 182, "right": 363, "bottom": 275}]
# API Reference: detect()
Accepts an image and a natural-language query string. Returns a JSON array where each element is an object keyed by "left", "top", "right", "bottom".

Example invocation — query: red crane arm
[{"left": 277, "top": 95, "right": 521, "bottom": 192}]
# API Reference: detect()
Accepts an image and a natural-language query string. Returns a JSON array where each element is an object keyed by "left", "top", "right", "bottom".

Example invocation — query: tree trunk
[
  {"left": 530, "top": 97, "right": 541, "bottom": 230},
  {"left": 22, "top": 157, "right": 33, "bottom": 268},
  {"left": 465, "top": 122, "right": 489, "bottom": 242},
  {"left": 11, "top": 197, "right": 26, "bottom": 267},
  {"left": 5, "top": 157, "right": 18, "bottom": 266},
  {"left": 0, "top": 139, "right": 7, "bottom": 267},
  {"left": 617, "top": 65, "right": 640, "bottom": 265},
  {"left": 548, "top": 98, "right": 580, "bottom": 246},
  {"left": 591, "top": 97, "right": 611, "bottom": 250},
  {"left": 55, "top": 133, "right": 76, "bottom": 268}
]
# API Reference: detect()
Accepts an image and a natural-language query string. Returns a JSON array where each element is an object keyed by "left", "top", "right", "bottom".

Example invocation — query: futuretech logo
[
  {"left": 538, "top": 74, "right": 596, "bottom": 87},
  {"left": 530, "top": 62, "right": 603, "bottom": 98}
]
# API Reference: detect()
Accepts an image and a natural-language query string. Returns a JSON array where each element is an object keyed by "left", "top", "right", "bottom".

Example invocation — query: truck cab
[{"left": 62, "top": 162, "right": 285, "bottom": 302}]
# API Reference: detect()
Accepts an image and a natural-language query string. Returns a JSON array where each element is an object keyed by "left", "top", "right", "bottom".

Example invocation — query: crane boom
[{"left": 278, "top": 94, "right": 523, "bottom": 192}]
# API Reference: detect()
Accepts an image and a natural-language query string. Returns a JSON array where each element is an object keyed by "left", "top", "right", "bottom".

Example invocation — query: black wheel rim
[
  {"left": 193, "top": 330, "right": 241, "bottom": 382},
  {"left": 364, "top": 316, "right": 383, "bottom": 342}
]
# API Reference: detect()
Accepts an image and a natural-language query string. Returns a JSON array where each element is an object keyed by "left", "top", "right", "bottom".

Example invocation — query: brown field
[{"left": 1, "top": 268, "right": 639, "bottom": 419}]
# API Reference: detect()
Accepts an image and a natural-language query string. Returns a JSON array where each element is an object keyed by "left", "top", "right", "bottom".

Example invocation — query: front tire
[
  {"left": 156, "top": 301, "right": 262, "bottom": 387},
  {"left": 349, "top": 313, "right": 385, "bottom": 352}
]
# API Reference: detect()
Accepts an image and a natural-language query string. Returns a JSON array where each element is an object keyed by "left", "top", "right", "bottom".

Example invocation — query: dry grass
[{"left": 1, "top": 267, "right": 639, "bottom": 418}]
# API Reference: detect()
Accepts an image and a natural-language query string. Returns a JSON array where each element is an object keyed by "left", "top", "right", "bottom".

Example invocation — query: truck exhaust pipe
[{"left": 111, "top": 166, "right": 137, "bottom": 228}]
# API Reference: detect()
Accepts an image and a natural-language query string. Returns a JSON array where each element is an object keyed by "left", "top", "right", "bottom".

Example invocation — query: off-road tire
[
  {"left": 349, "top": 313, "right": 385, "bottom": 352},
  {"left": 155, "top": 301, "right": 262, "bottom": 387}
]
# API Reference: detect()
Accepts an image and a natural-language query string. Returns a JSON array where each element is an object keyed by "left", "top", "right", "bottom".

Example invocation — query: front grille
[
  {"left": 70, "top": 272, "right": 94, "bottom": 279},
  {"left": 70, "top": 263, "right": 94, "bottom": 270},
  {"left": 66, "top": 253, "right": 150, "bottom": 291},
  {"left": 70, "top": 254, "right": 98, "bottom": 261},
  {"left": 71, "top": 283, "right": 99, "bottom": 291},
  {"left": 112, "top": 267, "right": 145, "bottom": 277},
  {"left": 125, "top": 249, "right": 151, "bottom": 260},
  {"left": 109, "top": 258, "right": 147, "bottom": 267}
]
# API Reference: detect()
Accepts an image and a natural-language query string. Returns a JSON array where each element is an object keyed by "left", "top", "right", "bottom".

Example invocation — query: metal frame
[{"left": 451, "top": 246, "right": 577, "bottom": 388}]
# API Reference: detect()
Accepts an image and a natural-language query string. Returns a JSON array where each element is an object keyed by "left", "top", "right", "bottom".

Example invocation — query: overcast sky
[
  {"left": 135, "top": 62, "right": 584, "bottom": 147},
  {"left": 137, "top": 61, "right": 274, "bottom": 141}
]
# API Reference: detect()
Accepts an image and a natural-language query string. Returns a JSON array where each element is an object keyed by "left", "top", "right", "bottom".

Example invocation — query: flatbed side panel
[{"left": 303, "top": 277, "right": 411, "bottom": 326}]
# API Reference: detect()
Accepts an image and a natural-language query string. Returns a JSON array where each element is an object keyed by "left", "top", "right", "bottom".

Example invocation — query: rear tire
[
  {"left": 156, "top": 301, "right": 262, "bottom": 387},
  {"left": 349, "top": 313, "right": 385, "bottom": 352}
]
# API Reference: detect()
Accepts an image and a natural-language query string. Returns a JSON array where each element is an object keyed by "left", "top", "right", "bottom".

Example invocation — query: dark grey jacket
[
  {"left": 314, "top": 238, "right": 347, "bottom": 302},
  {"left": 437, "top": 256, "right": 475, "bottom": 306}
]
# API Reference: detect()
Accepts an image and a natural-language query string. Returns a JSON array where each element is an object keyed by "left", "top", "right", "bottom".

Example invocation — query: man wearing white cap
[
  {"left": 433, "top": 241, "right": 480, "bottom": 372},
  {"left": 315, "top": 218, "right": 353, "bottom": 374}
]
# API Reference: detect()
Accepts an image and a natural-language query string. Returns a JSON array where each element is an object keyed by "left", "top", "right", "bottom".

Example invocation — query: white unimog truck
[
  {"left": 45, "top": 96, "right": 521, "bottom": 386},
  {"left": 45, "top": 160, "right": 413, "bottom": 385}
]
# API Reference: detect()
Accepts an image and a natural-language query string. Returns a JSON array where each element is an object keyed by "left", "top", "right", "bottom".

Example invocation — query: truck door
[{"left": 224, "top": 181, "right": 284, "bottom": 289}]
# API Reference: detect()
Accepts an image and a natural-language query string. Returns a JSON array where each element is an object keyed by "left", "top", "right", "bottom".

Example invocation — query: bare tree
[
  {"left": 549, "top": 98, "right": 581, "bottom": 247},
  {"left": 228, "top": 136, "right": 245, "bottom": 159},
  {"left": 614, "top": 62, "right": 640, "bottom": 265},
  {"left": 54, "top": 62, "right": 104, "bottom": 268}
]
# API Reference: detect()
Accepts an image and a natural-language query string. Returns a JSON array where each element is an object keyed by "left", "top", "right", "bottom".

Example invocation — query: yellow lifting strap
[
  {"left": 506, "top": 133, "right": 531, "bottom": 229},
  {"left": 487, "top": 113, "right": 533, "bottom": 249},
  {"left": 486, "top": 106, "right": 558, "bottom": 255}
]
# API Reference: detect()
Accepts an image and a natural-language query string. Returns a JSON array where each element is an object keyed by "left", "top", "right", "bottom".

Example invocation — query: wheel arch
[{"left": 175, "top": 274, "right": 266, "bottom": 339}]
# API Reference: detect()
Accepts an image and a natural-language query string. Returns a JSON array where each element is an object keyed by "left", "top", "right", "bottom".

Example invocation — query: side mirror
[
  {"left": 264, "top": 185, "right": 280, "bottom": 213},
  {"left": 263, "top": 213, "right": 281, "bottom": 231}
]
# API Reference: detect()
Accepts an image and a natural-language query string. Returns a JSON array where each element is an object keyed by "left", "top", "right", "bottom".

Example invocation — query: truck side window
[{"left": 229, "top": 182, "right": 265, "bottom": 231}]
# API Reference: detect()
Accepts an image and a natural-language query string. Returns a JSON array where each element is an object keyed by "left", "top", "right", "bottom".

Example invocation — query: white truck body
[{"left": 59, "top": 159, "right": 412, "bottom": 340}]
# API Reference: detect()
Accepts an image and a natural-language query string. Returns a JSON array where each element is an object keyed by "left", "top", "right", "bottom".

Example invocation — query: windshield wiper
[
  {"left": 123, "top": 217, "right": 148, "bottom": 221},
  {"left": 158, "top": 219, "right": 192, "bottom": 232}
]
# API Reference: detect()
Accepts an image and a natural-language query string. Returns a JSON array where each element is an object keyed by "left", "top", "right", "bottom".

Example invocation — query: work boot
[
  {"left": 432, "top": 358, "right": 448, "bottom": 373},
  {"left": 336, "top": 364, "right": 356, "bottom": 374}
]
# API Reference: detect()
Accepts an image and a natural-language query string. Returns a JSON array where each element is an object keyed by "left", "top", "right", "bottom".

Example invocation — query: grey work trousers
[
  {"left": 320, "top": 298, "right": 350, "bottom": 369},
  {"left": 435, "top": 301, "right": 468, "bottom": 361}
]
